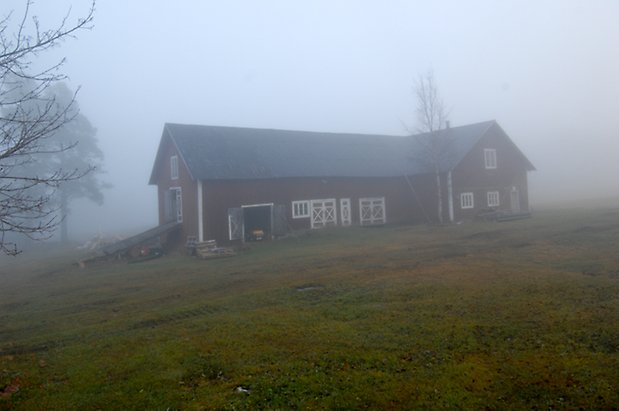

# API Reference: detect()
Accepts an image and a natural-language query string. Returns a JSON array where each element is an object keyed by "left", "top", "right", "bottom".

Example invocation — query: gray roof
[{"left": 149, "top": 120, "right": 516, "bottom": 183}]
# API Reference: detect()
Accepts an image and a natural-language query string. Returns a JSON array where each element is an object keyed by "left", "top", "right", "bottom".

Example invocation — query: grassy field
[{"left": 1, "top": 208, "right": 618, "bottom": 410}]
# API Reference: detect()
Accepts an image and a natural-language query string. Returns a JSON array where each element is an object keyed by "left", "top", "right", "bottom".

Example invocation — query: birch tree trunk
[{"left": 435, "top": 167, "right": 443, "bottom": 224}]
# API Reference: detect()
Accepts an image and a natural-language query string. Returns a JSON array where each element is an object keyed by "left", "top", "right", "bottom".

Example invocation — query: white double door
[
  {"left": 310, "top": 198, "right": 352, "bottom": 228},
  {"left": 310, "top": 199, "right": 337, "bottom": 228}
]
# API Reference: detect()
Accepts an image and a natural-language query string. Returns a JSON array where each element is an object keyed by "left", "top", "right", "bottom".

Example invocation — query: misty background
[{"left": 5, "top": 0, "right": 618, "bottom": 240}]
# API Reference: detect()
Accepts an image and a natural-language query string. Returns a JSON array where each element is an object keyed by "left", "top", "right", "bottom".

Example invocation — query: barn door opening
[
  {"left": 311, "top": 199, "right": 337, "bottom": 229},
  {"left": 242, "top": 204, "right": 272, "bottom": 241}
]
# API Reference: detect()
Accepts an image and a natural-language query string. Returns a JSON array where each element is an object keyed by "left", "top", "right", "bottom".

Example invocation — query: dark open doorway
[{"left": 243, "top": 204, "right": 272, "bottom": 241}]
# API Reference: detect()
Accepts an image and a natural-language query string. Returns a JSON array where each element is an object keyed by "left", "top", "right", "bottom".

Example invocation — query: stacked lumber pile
[{"left": 195, "top": 240, "right": 236, "bottom": 259}]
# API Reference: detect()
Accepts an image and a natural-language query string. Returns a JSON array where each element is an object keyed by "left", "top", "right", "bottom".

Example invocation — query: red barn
[{"left": 148, "top": 121, "right": 534, "bottom": 245}]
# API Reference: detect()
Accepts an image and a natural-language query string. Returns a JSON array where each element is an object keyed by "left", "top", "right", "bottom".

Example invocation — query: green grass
[{"left": 1, "top": 208, "right": 619, "bottom": 409}]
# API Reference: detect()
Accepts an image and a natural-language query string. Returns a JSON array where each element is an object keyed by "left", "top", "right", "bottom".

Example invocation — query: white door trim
[
  {"left": 340, "top": 198, "right": 351, "bottom": 226},
  {"left": 197, "top": 181, "right": 204, "bottom": 242}
]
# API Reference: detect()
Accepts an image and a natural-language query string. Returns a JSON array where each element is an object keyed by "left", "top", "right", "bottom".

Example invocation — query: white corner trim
[
  {"left": 447, "top": 171, "right": 454, "bottom": 223},
  {"left": 197, "top": 180, "right": 204, "bottom": 242}
]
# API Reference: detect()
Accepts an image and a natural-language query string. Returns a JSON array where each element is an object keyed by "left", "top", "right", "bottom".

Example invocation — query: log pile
[{"left": 195, "top": 240, "right": 236, "bottom": 259}]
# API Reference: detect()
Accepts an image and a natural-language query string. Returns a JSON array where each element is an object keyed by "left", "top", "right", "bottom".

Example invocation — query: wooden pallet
[{"left": 195, "top": 240, "right": 236, "bottom": 259}]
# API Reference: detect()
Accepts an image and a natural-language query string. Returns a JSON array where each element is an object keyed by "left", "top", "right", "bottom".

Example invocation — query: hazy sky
[{"left": 4, "top": 0, "right": 619, "bottom": 238}]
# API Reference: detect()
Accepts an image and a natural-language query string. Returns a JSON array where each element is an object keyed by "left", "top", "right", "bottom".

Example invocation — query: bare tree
[
  {"left": 46, "top": 82, "right": 108, "bottom": 243},
  {"left": 413, "top": 70, "right": 451, "bottom": 224},
  {"left": 0, "top": 1, "right": 95, "bottom": 255}
]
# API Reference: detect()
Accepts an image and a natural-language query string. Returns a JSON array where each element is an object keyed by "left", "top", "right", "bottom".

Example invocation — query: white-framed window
[
  {"left": 484, "top": 149, "right": 497, "bottom": 169},
  {"left": 487, "top": 191, "right": 500, "bottom": 207},
  {"left": 460, "top": 192, "right": 474, "bottom": 209},
  {"left": 292, "top": 200, "right": 310, "bottom": 218},
  {"left": 359, "top": 197, "right": 386, "bottom": 225},
  {"left": 171, "top": 155, "right": 179, "bottom": 180}
]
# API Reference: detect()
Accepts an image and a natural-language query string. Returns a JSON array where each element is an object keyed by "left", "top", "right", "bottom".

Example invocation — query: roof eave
[
  {"left": 165, "top": 124, "right": 196, "bottom": 181},
  {"left": 148, "top": 124, "right": 197, "bottom": 185},
  {"left": 148, "top": 127, "right": 169, "bottom": 185},
  {"left": 448, "top": 120, "right": 496, "bottom": 172}
]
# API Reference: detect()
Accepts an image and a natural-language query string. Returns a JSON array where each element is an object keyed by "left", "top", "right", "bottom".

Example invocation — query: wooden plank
[{"left": 101, "top": 221, "right": 181, "bottom": 255}]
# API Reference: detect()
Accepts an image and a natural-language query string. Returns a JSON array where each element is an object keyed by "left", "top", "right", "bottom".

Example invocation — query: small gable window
[
  {"left": 484, "top": 149, "right": 497, "bottom": 169},
  {"left": 460, "top": 192, "right": 474, "bottom": 209},
  {"left": 171, "top": 155, "right": 179, "bottom": 180},
  {"left": 487, "top": 191, "right": 500, "bottom": 207},
  {"left": 292, "top": 200, "right": 310, "bottom": 218}
]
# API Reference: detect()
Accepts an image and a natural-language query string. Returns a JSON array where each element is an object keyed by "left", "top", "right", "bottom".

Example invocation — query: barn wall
[
  {"left": 201, "top": 176, "right": 437, "bottom": 244},
  {"left": 420, "top": 171, "right": 452, "bottom": 224},
  {"left": 154, "top": 137, "right": 198, "bottom": 245},
  {"left": 149, "top": 122, "right": 534, "bottom": 246},
  {"left": 452, "top": 124, "right": 530, "bottom": 220}
]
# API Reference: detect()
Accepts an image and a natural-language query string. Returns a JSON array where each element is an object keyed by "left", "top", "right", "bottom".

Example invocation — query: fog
[{"left": 5, "top": 0, "right": 619, "bottom": 240}]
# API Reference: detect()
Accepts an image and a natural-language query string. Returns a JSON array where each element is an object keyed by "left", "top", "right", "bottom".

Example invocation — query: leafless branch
[
  {"left": 411, "top": 70, "right": 452, "bottom": 224},
  {"left": 0, "top": 1, "right": 96, "bottom": 255}
]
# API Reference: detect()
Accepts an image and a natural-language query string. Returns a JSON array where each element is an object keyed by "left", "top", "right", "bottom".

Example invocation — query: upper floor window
[
  {"left": 484, "top": 149, "right": 497, "bottom": 169},
  {"left": 171, "top": 155, "right": 179, "bottom": 180},
  {"left": 460, "top": 192, "right": 474, "bottom": 209}
]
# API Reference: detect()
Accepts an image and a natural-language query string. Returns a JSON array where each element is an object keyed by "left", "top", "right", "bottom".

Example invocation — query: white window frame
[
  {"left": 340, "top": 198, "right": 351, "bottom": 226},
  {"left": 171, "top": 155, "right": 179, "bottom": 180},
  {"left": 484, "top": 149, "right": 497, "bottom": 169},
  {"left": 292, "top": 200, "right": 310, "bottom": 218},
  {"left": 170, "top": 186, "right": 183, "bottom": 222},
  {"left": 359, "top": 197, "right": 386, "bottom": 226},
  {"left": 487, "top": 191, "right": 500, "bottom": 207},
  {"left": 460, "top": 192, "right": 474, "bottom": 209}
]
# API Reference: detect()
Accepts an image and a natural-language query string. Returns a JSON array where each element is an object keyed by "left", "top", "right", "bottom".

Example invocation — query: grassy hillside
[{"left": 1, "top": 208, "right": 618, "bottom": 409}]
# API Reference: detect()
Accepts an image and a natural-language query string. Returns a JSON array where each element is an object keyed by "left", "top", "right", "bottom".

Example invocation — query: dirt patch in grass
[{"left": 295, "top": 284, "right": 325, "bottom": 292}]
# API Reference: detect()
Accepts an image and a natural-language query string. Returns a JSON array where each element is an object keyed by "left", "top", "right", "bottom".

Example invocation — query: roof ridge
[
  {"left": 165, "top": 123, "right": 402, "bottom": 139},
  {"left": 150, "top": 120, "right": 523, "bottom": 182},
  {"left": 164, "top": 120, "right": 498, "bottom": 140}
]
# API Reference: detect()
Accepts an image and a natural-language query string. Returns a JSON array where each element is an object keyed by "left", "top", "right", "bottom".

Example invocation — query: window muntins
[
  {"left": 171, "top": 155, "right": 179, "bottom": 180},
  {"left": 359, "top": 197, "right": 386, "bottom": 225},
  {"left": 310, "top": 199, "right": 337, "bottom": 228},
  {"left": 484, "top": 148, "right": 497, "bottom": 169},
  {"left": 292, "top": 200, "right": 310, "bottom": 218},
  {"left": 487, "top": 191, "right": 500, "bottom": 207},
  {"left": 460, "top": 192, "right": 474, "bottom": 209}
]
